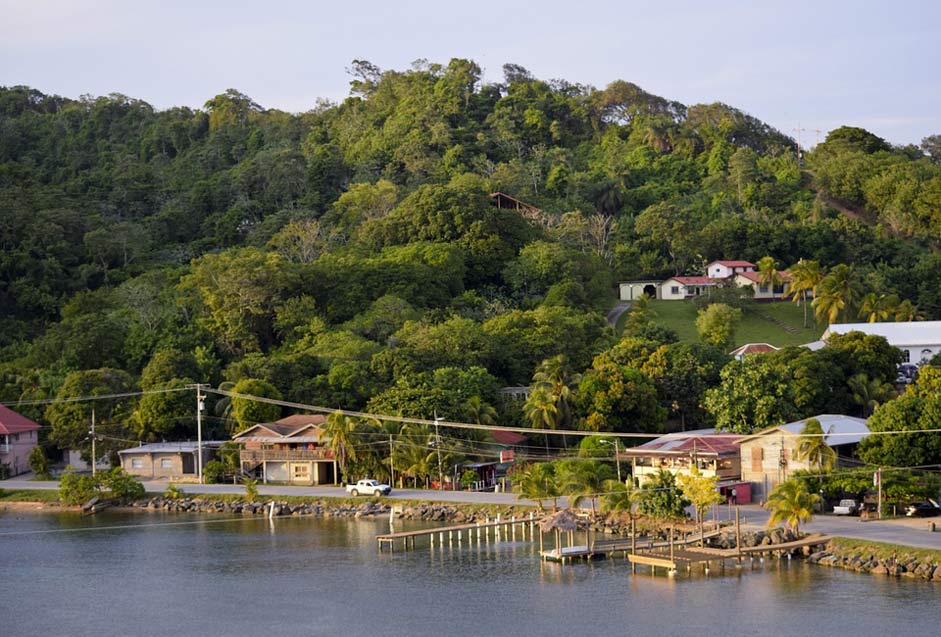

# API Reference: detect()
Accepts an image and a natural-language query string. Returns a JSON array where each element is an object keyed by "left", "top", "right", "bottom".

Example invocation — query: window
[
  {"left": 671, "top": 286, "right": 680, "bottom": 294},
  {"left": 131, "top": 459, "right": 143, "bottom": 469},
  {"left": 921, "top": 348, "right": 933, "bottom": 363},
  {"left": 900, "top": 349, "right": 911, "bottom": 363},
  {"left": 160, "top": 459, "right": 173, "bottom": 469},
  {"left": 759, "top": 285, "right": 769, "bottom": 293}
]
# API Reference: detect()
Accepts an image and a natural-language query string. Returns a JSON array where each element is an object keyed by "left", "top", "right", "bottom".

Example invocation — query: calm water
[{"left": 1, "top": 510, "right": 938, "bottom": 636}]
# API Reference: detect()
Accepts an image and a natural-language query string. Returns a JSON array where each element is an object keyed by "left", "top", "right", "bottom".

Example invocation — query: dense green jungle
[{"left": 3, "top": 59, "right": 941, "bottom": 473}]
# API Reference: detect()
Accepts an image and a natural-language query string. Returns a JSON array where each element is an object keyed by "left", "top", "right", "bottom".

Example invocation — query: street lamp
[{"left": 600, "top": 439, "right": 622, "bottom": 483}]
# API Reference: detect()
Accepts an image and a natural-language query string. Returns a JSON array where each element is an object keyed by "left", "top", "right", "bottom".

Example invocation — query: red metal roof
[
  {"left": 710, "top": 260, "right": 756, "bottom": 268},
  {"left": 736, "top": 271, "right": 791, "bottom": 283},
  {"left": 491, "top": 430, "right": 527, "bottom": 446},
  {"left": 728, "top": 343, "right": 779, "bottom": 356},
  {"left": 0, "top": 404, "right": 42, "bottom": 435},
  {"left": 668, "top": 276, "right": 718, "bottom": 285}
]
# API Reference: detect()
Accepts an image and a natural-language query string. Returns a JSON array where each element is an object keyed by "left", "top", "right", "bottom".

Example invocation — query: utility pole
[
  {"left": 195, "top": 384, "right": 206, "bottom": 484},
  {"left": 814, "top": 128, "right": 823, "bottom": 146},
  {"left": 90, "top": 408, "right": 96, "bottom": 476},
  {"left": 389, "top": 433, "right": 395, "bottom": 488},
  {"left": 876, "top": 467, "right": 883, "bottom": 519},
  {"left": 434, "top": 413, "right": 444, "bottom": 490},
  {"left": 793, "top": 123, "right": 806, "bottom": 167},
  {"left": 613, "top": 438, "right": 621, "bottom": 483}
]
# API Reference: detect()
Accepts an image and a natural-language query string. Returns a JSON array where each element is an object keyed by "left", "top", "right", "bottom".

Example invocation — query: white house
[
  {"left": 733, "top": 271, "right": 790, "bottom": 300},
  {"left": 706, "top": 260, "right": 756, "bottom": 279},
  {"left": 823, "top": 321, "right": 941, "bottom": 365},
  {"left": 618, "top": 281, "right": 661, "bottom": 301},
  {"left": 660, "top": 276, "right": 718, "bottom": 300}
]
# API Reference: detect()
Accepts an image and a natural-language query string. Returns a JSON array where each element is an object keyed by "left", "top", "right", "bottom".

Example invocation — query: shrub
[
  {"left": 164, "top": 483, "right": 185, "bottom": 500},
  {"left": 28, "top": 446, "right": 50, "bottom": 478},
  {"left": 59, "top": 467, "right": 101, "bottom": 505},
  {"left": 203, "top": 460, "right": 226, "bottom": 484},
  {"left": 243, "top": 478, "right": 259, "bottom": 502},
  {"left": 102, "top": 467, "right": 145, "bottom": 501}
]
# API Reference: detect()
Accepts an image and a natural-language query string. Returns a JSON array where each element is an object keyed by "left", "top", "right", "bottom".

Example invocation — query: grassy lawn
[
  {"left": 0, "top": 489, "right": 61, "bottom": 503},
  {"left": 641, "top": 300, "right": 825, "bottom": 349},
  {"left": 830, "top": 536, "right": 941, "bottom": 563}
]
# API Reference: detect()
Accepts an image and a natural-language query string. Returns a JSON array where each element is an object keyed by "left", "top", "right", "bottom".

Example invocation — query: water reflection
[{"left": 2, "top": 510, "right": 939, "bottom": 637}]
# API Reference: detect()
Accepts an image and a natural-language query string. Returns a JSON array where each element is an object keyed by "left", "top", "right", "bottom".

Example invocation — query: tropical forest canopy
[{"left": 3, "top": 58, "right": 941, "bottom": 461}]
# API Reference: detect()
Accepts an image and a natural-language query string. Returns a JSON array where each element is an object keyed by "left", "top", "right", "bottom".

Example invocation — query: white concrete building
[
  {"left": 823, "top": 321, "right": 941, "bottom": 365},
  {"left": 705, "top": 260, "right": 756, "bottom": 279}
]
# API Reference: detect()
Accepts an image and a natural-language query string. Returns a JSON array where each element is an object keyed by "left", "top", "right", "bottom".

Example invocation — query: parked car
[
  {"left": 905, "top": 501, "right": 941, "bottom": 517},
  {"left": 896, "top": 363, "right": 919, "bottom": 384},
  {"left": 345, "top": 479, "right": 391, "bottom": 497},
  {"left": 833, "top": 499, "right": 859, "bottom": 515}
]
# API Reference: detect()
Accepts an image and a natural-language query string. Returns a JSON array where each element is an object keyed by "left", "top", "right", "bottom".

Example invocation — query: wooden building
[{"left": 233, "top": 414, "right": 336, "bottom": 485}]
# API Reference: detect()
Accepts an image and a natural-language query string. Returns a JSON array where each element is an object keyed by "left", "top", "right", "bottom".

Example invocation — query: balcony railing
[{"left": 240, "top": 448, "right": 333, "bottom": 464}]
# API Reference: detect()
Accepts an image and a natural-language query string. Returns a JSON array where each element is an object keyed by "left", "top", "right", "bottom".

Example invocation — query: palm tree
[
  {"left": 532, "top": 354, "right": 580, "bottom": 428},
  {"left": 523, "top": 385, "right": 560, "bottom": 455},
  {"left": 795, "top": 418, "right": 836, "bottom": 471},
  {"left": 557, "top": 459, "right": 612, "bottom": 517},
  {"left": 757, "top": 256, "right": 784, "bottom": 297},
  {"left": 813, "top": 264, "right": 860, "bottom": 327},
  {"left": 858, "top": 293, "right": 898, "bottom": 323},
  {"left": 321, "top": 410, "right": 359, "bottom": 482},
  {"left": 464, "top": 395, "right": 497, "bottom": 426},
  {"left": 787, "top": 259, "right": 824, "bottom": 328},
  {"left": 848, "top": 373, "right": 897, "bottom": 417},
  {"left": 600, "top": 479, "right": 642, "bottom": 515},
  {"left": 895, "top": 299, "right": 924, "bottom": 322},
  {"left": 514, "top": 462, "right": 560, "bottom": 511},
  {"left": 764, "top": 479, "right": 820, "bottom": 534}
]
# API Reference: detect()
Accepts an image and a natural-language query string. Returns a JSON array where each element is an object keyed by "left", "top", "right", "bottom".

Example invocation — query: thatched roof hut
[{"left": 539, "top": 509, "right": 580, "bottom": 533}]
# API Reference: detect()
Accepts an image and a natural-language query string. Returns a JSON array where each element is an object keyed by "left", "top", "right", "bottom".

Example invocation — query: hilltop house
[
  {"left": 729, "top": 343, "right": 779, "bottom": 360},
  {"left": 619, "top": 260, "right": 790, "bottom": 302},
  {"left": 0, "top": 405, "right": 41, "bottom": 477},
  {"left": 736, "top": 414, "right": 869, "bottom": 499},
  {"left": 822, "top": 321, "right": 941, "bottom": 365},
  {"left": 233, "top": 414, "right": 336, "bottom": 485}
]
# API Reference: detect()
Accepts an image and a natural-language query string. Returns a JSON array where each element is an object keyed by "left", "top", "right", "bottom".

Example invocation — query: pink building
[{"left": 0, "top": 404, "right": 42, "bottom": 477}]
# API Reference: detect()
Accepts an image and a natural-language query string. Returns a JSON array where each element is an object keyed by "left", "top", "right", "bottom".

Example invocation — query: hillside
[{"left": 1, "top": 59, "right": 939, "bottom": 462}]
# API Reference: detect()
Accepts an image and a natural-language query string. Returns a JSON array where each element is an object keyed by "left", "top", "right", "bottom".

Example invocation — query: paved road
[
  {"left": 0, "top": 477, "right": 531, "bottom": 506},
  {"left": 7, "top": 477, "right": 941, "bottom": 548},
  {"left": 710, "top": 503, "right": 941, "bottom": 550}
]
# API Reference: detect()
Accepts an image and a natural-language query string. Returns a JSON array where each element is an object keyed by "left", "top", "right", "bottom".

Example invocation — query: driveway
[{"left": 606, "top": 301, "right": 631, "bottom": 328}]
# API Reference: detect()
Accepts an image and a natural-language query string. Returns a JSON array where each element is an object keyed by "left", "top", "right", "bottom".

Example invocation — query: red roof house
[{"left": 0, "top": 405, "right": 42, "bottom": 477}]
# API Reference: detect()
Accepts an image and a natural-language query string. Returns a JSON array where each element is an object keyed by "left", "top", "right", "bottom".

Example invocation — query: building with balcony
[
  {"left": 233, "top": 414, "right": 336, "bottom": 485},
  {"left": 0, "top": 404, "right": 41, "bottom": 478},
  {"left": 619, "top": 429, "right": 744, "bottom": 487}
]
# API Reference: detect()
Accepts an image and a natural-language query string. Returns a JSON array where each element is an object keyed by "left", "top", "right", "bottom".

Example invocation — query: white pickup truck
[
  {"left": 833, "top": 499, "right": 859, "bottom": 515},
  {"left": 345, "top": 479, "right": 391, "bottom": 497}
]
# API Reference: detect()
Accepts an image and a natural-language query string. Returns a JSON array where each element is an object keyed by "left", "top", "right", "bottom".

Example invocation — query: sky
[{"left": 2, "top": 0, "right": 940, "bottom": 146}]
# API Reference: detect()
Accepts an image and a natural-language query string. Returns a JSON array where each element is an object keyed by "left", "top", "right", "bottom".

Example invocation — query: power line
[{"left": 1, "top": 386, "right": 190, "bottom": 407}]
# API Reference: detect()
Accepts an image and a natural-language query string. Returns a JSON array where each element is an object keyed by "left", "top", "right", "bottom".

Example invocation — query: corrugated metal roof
[
  {"left": 118, "top": 441, "right": 225, "bottom": 455},
  {"left": 621, "top": 429, "right": 744, "bottom": 457},
  {"left": 729, "top": 343, "right": 779, "bottom": 356},
  {"left": 709, "top": 260, "right": 756, "bottom": 268},
  {"left": 823, "top": 321, "right": 941, "bottom": 347},
  {"left": 736, "top": 414, "right": 870, "bottom": 447}
]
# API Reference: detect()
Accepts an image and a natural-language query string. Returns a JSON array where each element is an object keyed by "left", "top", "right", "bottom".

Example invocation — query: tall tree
[
  {"left": 794, "top": 418, "right": 836, "bottom": 471},
  {"left": 787, "top": 259, "right": 824, "bottom": 328},
  {"left": 764, "top": 479, "right": 819, "bottom": 534},
  {"left": 321, "top": 410, "right": 360, "bottom": 482}
]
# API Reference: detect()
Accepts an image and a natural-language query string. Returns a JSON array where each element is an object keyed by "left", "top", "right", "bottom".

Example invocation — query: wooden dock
[
  {"left": 540, "top": 528, "right": 724, "bottom": 563},
  {"left": 377, "top": 514, "right": 536, "bottom": 552},
  {"left": 628, "top": 534, "right": 832, "bottom": 574}
]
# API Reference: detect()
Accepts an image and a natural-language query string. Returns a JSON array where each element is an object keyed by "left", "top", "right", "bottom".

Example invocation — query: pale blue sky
[{"left": 2, "top": 0, "right": 939, "bottom": 145}]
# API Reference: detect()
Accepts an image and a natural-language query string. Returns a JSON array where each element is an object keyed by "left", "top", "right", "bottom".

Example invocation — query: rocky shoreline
[{"left": 809, "top": 545, "right": 941, "bottom": 580}]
